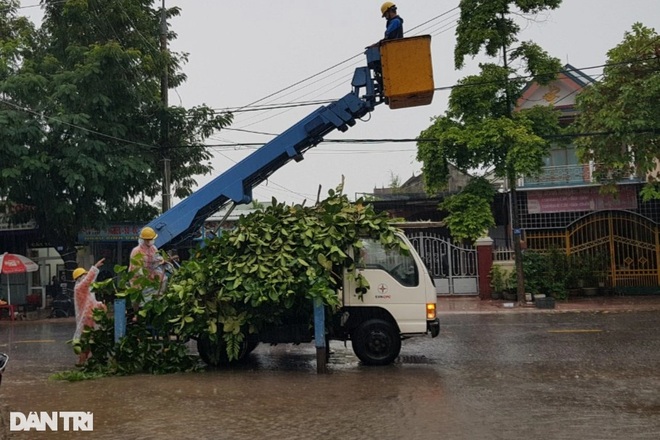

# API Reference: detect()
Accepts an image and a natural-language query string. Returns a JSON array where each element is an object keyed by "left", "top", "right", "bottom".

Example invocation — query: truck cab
[{"left": 337, "top": 232, "right": 440, "bottom": 365}]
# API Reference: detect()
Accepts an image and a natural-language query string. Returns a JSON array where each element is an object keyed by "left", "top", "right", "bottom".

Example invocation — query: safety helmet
[
  {"left": 381, "top": 2, "right": 396, "bottom": 17},
  {"left": 73, "top": 268, "right": 87, "bottom": 281},
  {"left": 139, "top": 226, "right": 158, "bottom": 240}
]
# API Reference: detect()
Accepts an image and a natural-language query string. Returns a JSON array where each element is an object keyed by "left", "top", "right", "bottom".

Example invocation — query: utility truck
[{"left": 146, "top": 36, "right": 440, "bottom": 366}]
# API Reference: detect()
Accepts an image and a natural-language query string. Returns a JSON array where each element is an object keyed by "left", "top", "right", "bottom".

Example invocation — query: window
[
  {"left": 357, "top": 238, "right": 419, "bottom": 287},
  {"left": 544, "top": 145, "right": 579, "bottom": 166}
]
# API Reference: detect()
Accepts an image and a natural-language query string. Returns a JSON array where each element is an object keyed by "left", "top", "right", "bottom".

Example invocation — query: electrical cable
[{"left": 8, "top": 4, "right": 659, "bottom": 186}]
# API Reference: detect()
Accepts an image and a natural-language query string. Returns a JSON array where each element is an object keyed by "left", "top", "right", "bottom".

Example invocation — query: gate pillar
[{"left": 476, "top": 236, "right": 494, "bottom": 300}]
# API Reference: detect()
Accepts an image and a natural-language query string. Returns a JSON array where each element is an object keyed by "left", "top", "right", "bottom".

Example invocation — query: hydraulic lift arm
[{"left": 148, "top": 36, "right": 433, "bottom": 249}]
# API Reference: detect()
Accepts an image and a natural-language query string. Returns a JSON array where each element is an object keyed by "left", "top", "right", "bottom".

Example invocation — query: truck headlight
[{"left": 426, "top": 303, "right": 436, "bottom": 320}]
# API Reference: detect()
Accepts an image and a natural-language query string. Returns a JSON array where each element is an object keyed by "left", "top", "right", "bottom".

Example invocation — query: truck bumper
[{"left": 427, "top": 318, "right": 440, "bottom": 338}]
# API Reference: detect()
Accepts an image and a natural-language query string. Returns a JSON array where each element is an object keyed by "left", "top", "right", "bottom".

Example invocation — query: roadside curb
[
  {"left": 437, "top": 296, "right": 660, "bottom": 315},
  {"left": 438, "top": 307, "right": 660, "bottom": 315}
]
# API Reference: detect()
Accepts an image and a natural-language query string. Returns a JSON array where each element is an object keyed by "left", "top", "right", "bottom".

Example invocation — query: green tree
[
  {"left": 416, "top": 0, "right": 564, "bottom": 303},
  {"left": 0, "top": 1, "right": 231, "bottom": 271},
  {"left": 0, "top": 1, "right": 41, "bottom": 193},
  {"left": 439, "top": 177, "right": 495, "bottom": 242},
  {"left": 575, "top": 23, "right": 660, "bottom": 200}
]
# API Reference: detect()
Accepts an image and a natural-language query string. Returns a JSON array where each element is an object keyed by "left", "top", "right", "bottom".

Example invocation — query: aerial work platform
[{"left": 380, "top": 35, "right": 434, "bottom": 109}]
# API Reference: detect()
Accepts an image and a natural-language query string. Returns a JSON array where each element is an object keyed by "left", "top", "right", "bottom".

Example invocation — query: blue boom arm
[{"left": 149, "top": 47, "right": 383, "bottom": 249}]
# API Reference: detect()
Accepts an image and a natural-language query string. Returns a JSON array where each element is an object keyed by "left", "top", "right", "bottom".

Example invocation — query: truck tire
[
  {"left": 196, "top": 336, "right": 251, "bottom": 367},
  {"left": 352, "top": 319, "right": 401, "bottom": 366}
]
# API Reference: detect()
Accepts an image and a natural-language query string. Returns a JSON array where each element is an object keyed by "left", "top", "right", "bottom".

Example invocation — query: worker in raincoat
[
  {"left": 73, "top": 258, "right": 107, "bottom": 364},
  {"left": 129, "top": 227, "right": 165, "bottom": 318}
]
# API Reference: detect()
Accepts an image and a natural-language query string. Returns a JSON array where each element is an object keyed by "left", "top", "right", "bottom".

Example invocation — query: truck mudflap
[{"left": 427, "top": 318, "right": 440, "bottom": 338}]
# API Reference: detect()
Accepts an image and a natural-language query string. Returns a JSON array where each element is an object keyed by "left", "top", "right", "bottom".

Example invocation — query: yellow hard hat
[
  {"left": 73, "top": 268, "right": 87, "bottom": 281},
  {"left": 139, "top": 226, "right": 158, "bottom": 240},
  {"left": 381, "top": 2, "right": 396, "bottom": 17}
]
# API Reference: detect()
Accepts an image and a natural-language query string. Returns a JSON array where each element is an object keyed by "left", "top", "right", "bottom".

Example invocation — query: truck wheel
[
  {"left": 352, "top": 319, "right": 401, "bottom": 366},
  {"left": 196, "top": 336, "right": 251, "bottom": 367}
]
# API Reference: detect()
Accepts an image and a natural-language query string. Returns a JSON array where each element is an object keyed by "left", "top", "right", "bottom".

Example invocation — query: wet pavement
[
  {"left": 1, "top": 296, "right": 660, "bottom": 439},
  {"left": 437, "top": 294, "right": 660, "bottom": 314}
]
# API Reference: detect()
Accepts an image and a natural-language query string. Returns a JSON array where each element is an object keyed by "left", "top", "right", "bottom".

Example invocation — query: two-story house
[{"left": 513, "top": 64, "right": 659, "bottom": 294}]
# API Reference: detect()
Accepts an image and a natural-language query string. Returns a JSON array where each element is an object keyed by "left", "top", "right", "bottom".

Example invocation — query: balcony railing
[
  {"left": 521, "top": 164, "right": 591, "bottom": 188},
  {"left": 521, "top": 163, "right": 645, "bottom": 189}
]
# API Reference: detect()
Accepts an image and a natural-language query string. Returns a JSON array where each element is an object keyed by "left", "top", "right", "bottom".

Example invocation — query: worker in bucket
[
  {"left": 73, "top": 258, "right": 107, "bottom": 364},
  {"left": 381, "top": 2, "right": 403, "bottom": 40}
]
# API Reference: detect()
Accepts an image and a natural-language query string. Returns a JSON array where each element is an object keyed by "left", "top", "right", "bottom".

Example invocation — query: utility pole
[{"left": 160, "top": 0, "right": 171, "bottom": 212}]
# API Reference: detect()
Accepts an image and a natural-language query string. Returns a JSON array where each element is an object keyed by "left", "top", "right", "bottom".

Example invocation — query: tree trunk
[{"left": 508, "top": 175, "right": 526, "bottom": 305}]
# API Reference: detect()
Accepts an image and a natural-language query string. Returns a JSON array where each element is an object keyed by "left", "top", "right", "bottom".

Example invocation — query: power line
[
  {"left": 216, "top": 99, "right": 334, "bottom": 114},
  {"left": 0, "top": 96, "right": 156, "bottom": 150},
  {"left": 232, "top": 55, "right": 363, "bottom": 115},
  {"left": 16, "top": 1, "right": 64, "bottom": 10},
  {"left": 225, "top": 5, "right": 463, "bottom": 129},
  {"left": 405, "top": 6, "right": 460, "bottom": 35},
  {"left": 206, "top": 56, "right": 657, "bottom": 118},
  {"left": 176, "top": 127, "right": 660, "bottom": 153},
  {"left": 209, "top": 146, "right": 315, "bottom": 202},
  {"left": 9, "top": 5, "right": 658, "bottom": 163}
]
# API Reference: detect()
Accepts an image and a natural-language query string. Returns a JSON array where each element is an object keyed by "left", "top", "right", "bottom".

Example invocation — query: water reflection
[{"left": 1, "top": 333, "right": 453, "bottom": 440}]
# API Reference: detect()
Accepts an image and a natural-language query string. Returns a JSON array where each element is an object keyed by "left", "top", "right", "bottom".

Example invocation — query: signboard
[
  {"left": 526, "top": 186, "right": 637, "bottom": 214},
  {"left": 78, "top": 225, "right": 142, "bottom": 242}
]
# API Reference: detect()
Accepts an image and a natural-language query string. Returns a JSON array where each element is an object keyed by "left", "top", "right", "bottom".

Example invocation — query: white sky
[{"left": 23, "top": 1, "right": 660, "bottom": 206}]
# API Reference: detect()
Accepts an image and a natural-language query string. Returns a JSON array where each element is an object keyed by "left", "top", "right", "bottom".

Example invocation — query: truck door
[{"left": 345, "top": 236, "right": 432, "bottom": 334}]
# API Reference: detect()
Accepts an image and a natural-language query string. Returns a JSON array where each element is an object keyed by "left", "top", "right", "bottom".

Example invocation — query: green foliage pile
[
  {"left": 79, "top": 310, "right": 199, "bottom": 377},
  {"left": 72, "top": 190, "right": 405, "bottom": 376},
  {"left": 164, "top": 189, "right": 405, "bottom": 360},
  {"left": 72, "top": 276, "right": 200, "bottom": 378}
]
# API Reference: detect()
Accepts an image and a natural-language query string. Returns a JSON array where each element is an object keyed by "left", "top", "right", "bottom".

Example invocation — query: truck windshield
[{"left": 357, "top": 238, "right": 419, "bottom": 287}]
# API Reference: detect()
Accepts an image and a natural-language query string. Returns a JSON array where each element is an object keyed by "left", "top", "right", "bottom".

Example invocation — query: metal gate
[
  {"left": 569, "top": 211, "right": 659, "bottom": 293},
  {"left": 526, "top": 211, "right": 660, "bottom": 294},
  {"left": 407, "top": 232, "right": 479, "bottom": 295}
]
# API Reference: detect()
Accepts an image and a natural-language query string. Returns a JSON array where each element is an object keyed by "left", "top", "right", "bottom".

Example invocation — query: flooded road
[{"left": 2, "top": 311, "right": 660, "bottom": 439}]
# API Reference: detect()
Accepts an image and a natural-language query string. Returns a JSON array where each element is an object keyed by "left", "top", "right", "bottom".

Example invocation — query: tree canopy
[
  {"left": 417, "top": 0, "right": 563, "bottom": 242},
  {"left": 575, "top": 23, "right": 660, "bottom": 200},
  {"left": 0, "top": 0, "right": 231, "bottom": 255}
]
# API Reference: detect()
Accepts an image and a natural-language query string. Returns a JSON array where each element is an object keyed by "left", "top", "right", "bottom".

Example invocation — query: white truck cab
[{"left": 337, "top": 233, "right": 440, "bottom": 365}]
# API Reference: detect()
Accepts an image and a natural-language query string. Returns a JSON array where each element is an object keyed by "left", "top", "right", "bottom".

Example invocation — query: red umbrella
[{"left": 0, "top": 252, "right": 39, "bottom": 305}]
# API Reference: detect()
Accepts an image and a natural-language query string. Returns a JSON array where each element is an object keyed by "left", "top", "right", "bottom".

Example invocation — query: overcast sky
[{"left": 24, "top": 1, "right": 660, "bottom": 206}]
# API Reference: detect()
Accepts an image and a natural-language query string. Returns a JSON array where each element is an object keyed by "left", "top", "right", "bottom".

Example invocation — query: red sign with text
[{"left": 526, "top": 186, "right": 637, "bottom": 214}]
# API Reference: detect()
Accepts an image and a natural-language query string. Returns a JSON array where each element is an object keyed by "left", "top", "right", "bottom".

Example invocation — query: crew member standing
[
  {"left": 381, "top": 2, "right": 403, "bottom": 40},
  {"left": 129, "top": 226, "right": 165, "bottom": 318},
  {"left": 130, "top": 227, "right": 164, "bottom": 285},
  {"left": 73, "top": 258, "right": 107, "bottom": 364}
]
